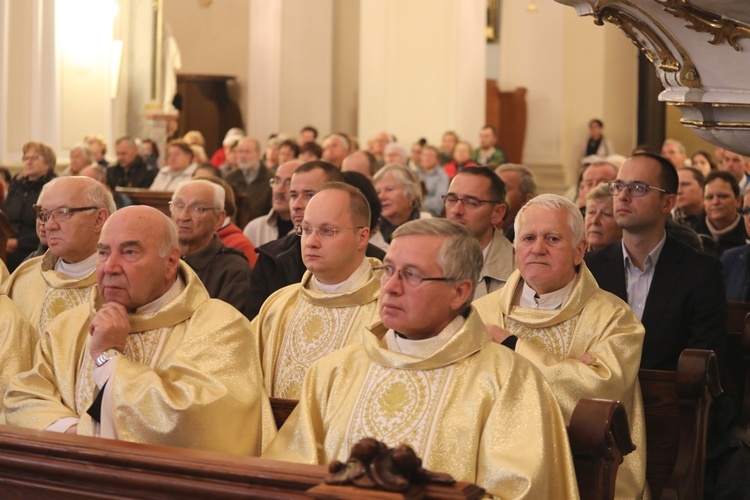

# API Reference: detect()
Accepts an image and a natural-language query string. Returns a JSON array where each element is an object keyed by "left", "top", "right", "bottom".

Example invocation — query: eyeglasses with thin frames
[
  {"left": 442, "top": 194, "right": 499, "bottom": 209},
  {"left": 608, "top": 181, "right": 668, "bottom": 198},
  {"left": 374, "top": 264, "right": 458, "bottom": 287},
  {"left": 294, "top": 226, "right": 365, "bottom": 238},
  {"left": 169, "top": 202, "right": 220, "bottom": 217},
  {"left": 33, "top": 205, "right": 98, "bottom": 223}
]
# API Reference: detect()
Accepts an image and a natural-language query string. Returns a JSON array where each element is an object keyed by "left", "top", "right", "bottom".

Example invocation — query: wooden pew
[
  {"left": 640, "top": 349, "right": 722, "bottom": 499},
  {"left": 0, "top": 425, "right": 482, "bottom": 499},
  {"left": 272, "top": 397, "right": 633, "bottom": 500},
  {"left": 568, "top": 399, "right": 635, "bottom": 500},
  {"left": 116, "top": 188, "right": 172, "bottom": 216}
]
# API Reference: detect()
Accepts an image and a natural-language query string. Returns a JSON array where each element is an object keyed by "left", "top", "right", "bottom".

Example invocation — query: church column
[
  {"left": 358, "top": 0, "right": 485, "bottom": 147},
  {"left": 247, "top": 0, "right": 333, "bottom": 142}
]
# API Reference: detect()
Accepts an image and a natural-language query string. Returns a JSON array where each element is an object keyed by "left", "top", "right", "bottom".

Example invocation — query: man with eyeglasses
[
  {"left": 250, "top": 182, "right": 381, "bottom": 399},
  {"left": 5, "top": 205, "right": 274, "bottom": 455},
  {"left": 473, "top": 193, "right": 647, "bottom": 498},
  {"left": 4, "top": 176, "right": 115, "bottom": 335},
  {"left": 170, "top": 180, "right": 253, "bottom": 319},
  {"left": 444, "top": 167, "right": 515, "bottom": 298},
  {"left": 243, "top": 159, "right": 301, "bottom": 247},
  {"left": 585, "top": 153, "right": 726, "bottom": 371},
  {"left": 247, "top": 161, "right": 385, "bottom": 319},
  {"left": 263, "top": 217, "right": 579, "bottom": 498}
]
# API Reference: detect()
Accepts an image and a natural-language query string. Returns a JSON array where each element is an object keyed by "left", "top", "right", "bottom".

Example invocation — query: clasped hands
[
  {"left": 485, "top": 323, "right": 594, "bottom": 365},
  {"left": 89, "top": 302, "right": 130, "bottom": 360}
]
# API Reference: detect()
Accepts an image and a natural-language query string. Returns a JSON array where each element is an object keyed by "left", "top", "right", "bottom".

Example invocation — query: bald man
[{"left": 6, "top": 206, "right": 274, "bottom": 456}]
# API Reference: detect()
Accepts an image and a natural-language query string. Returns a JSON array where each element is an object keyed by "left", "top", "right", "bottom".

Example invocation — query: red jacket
[{"left": 218, "top": 223, "right": 257, "bottom": 268}]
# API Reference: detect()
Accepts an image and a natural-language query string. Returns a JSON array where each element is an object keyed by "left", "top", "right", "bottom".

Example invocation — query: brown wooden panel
[
  {"left": 117, "top": 188, "right": 173, "bottom": 216},
  {"left": 485, "top": 80, "right": 527, "bottom": 164}
]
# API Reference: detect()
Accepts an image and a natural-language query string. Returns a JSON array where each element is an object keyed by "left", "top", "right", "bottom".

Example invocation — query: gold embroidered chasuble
[
  {"left": 473, "top": 261, "right": 647, "bottom": 499},
  {"left": 3, "top": 252, "right": 96, "bottom": 336},
  {"left": 0, "top": 259, "right": 8, "bottom": 285},
  {"left": 263, "top": 309, "right": 580, "bottom": 499},
  {"left": 0, "top": 295, "right": 36, "bottom": 424},
  {"left": 251, "top": 257, "right": 381, "bottom": 399},
  {"left": 5, "top": 262, "right": 275, "bottom": 456}
]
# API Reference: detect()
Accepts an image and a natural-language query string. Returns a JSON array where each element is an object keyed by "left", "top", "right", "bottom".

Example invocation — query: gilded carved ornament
[
  {"left": 656, "top": 0, "right": 750, "bottom": 51},
  {"left": 592, "top": 2, "right": 701, "bottom": 88}
]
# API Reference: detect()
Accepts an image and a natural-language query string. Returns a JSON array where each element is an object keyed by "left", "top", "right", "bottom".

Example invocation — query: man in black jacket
[
  {"left": 585, "top": 153, "right": 726, "bottom": 370},
  {"left": 106, "top": 137, "right": 157, "bottom": 190}
]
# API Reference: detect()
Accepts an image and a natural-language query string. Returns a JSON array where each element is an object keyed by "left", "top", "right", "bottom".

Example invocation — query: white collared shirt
[
  {"left": 55, "top": 252, "right": 98, "bottom": 278},
  {"left": 622, "top": 232, "right": 667, "bottom": 321},
  {"left": 519, "top": 277, "right": 576, "bottom": 309}
]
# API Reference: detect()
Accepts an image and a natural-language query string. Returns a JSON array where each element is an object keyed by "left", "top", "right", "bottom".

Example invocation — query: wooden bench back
[
  {"left": 640, "top": 349, "right": 722, "bottom": 499},
  {"left": 0, "top": 425, "right": 482, "bottom": 499},
  {"left": 725, "top": 301, "right": 750, "bottom": 425},
  {"left": 116, "top": 188, "right": 172, "bottom": 216}
]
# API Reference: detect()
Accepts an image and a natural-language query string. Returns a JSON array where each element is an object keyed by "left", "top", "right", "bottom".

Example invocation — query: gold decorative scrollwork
[
  {"left": 592, "top": 2, "right": 701, "bottom": 88},
  {"left": 656, "top": 0, "right": 750, "bottom": 52}
]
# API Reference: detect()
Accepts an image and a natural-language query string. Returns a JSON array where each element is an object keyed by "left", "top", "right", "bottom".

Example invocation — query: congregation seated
[
  {"left": 242, "top": 160, "right": 299, "bottom": 248},
  {"left": 672, "top": 166, "right": 706, "bottom": 231},
  {"left": 584, "top": 182, "right": 622, "bottom": 252},
  {"left": 149, "top": 140, "right": 199, "bottom": 192},
  {"left": 416, "top": 145, "right": 449, "bottom": 217},
  {"left": 61, "top": 142, "right": 96, "bottom": 177},
  {"left": 474, "top": 194, "right": 646, "bottom": 498},
  {"left": 472, "top": 124, "right": 506, "bottom": 166},
  {"left": 106, "top": 136, "right": 157, "bottom": 190},
  {"left": 223, "top": 137, "right": 273, "bottom": 227},
  {"left": 443, "top": 140, "right": 477, "bottom": 179},
  {"left": 263, "top": 218, "right": 579, "bottom": 498},
  {"left": 4, "top": 206, "right": 273, "bottom": 456},
  {"left": 170, "top": 180, "right": 253, "bottom": 319},
  {"left": 4, "top": 176, "right": 114, "bottom": 335},
  {"left": 4, "top": 141, "right": 57, "bottom": 271},
  {"left": 251, "top": 183, "right": 381, "bottom": 399},
  {"left": 373, "top": 163, "right": 429, "bottom": 245},
  {"left": 494, "top": 164, "right": 536, "bottom": 242}
]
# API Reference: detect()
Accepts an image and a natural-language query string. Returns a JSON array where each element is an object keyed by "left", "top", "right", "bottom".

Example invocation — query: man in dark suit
[
  {"left": 721, "top": 189, "right": 750, "bottom": 301},
  {"left": 106, "top": 137, "right": 157, "bottom": 190},
  {"left": 585, "top": 153, "right": 727, "bottom": 370}
]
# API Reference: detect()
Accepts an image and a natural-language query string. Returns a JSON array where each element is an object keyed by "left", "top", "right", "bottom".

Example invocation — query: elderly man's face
[
  {"left": 166, "top": 146, "right": 193, "bottom": 172},
  {"left": 171, "top": 183, "right": 223, "bottom": 251},
  {"left": 236, "top": 139, "right": 260, "bottom": 168},
  {"left": 515, "top": 205, "right": 585, "bottom": 295},
  {"left": 300, "top": 189, "right": 367, "bottom": 285},
  {"left": 69, "top": 148, "right": 89, "bottom": 174},
  {"left": 380, "top": 233, "right": 467, "bottom": 340},
  {"left": 661, "top": 143, "right": 686, "bottom": 169},
  {"left": 38, "top": 179, "right": 107, "bottom": 263},
  {"left": 271, "top": 161, "right": 298, "bottom": 217},
  {"left": 584, "top": 197, "right": 621, "bottom": 252},
  {"left": 323, "top": 138, "right": 347, "bottom": 165},
  {"left": 97, "top": 208, "right": 179, "bottom": 310},
  {"left": 384, "top": 148, "right": 405, "bottom": 165},
  {"left": 580, "top": 164, "right": 617, "bottom": 200},
  {"left": 115, "top": 141, "right": 138, "bottom": 167},
  {"left": 720, "top": 151, "right": 748, "bottom": 182}
]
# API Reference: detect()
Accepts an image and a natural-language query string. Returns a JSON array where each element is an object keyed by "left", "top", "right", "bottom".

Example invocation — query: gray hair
[
  {"left": 663, "top": 138, "right": 686, "bottom": 155},
  {"left": 495, "top": 164, "right": 537, "bottom": 197},
  {"left": 514, "top": 193, "right": 585, "bottom": 247},
  {"left": 324, "top": 133, "right": 350, "bottom": 151},
  {"left": 384, "top": 143, "right": 409, "bottom": 164},
  {"left": 392, "top": 218, "right": 483, "bottom": 308},
  {"left": 173, "top": 179, "right": 226, "bottom": 210},
  {"left": 373, "top": 163, "right": 423, "bottom": 210},
  {"left": 158, "top": 212, "right": 179, "bottom": 258},
  {"left": 71, "top": 142, "right": 94, "bottom": 163},
  {"left": 585, "top": 182, "right": 613, "bottom": 202},
  {"left": 40, "top": 176, "right": 115, "bottom": 215}
]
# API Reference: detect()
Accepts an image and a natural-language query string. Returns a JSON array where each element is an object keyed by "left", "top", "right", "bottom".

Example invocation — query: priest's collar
[
  {"left": 309, "top": 256, "right": 370, "bottom": 294},
  {"left": 136, "top": 275, "right": 186, "bottom": 314},
  {"left": 385, "top": 315, "right": 465, "bottom": 359},
  {"left": 54, "top": 252, "right": 97, "bottom": 279},
  {"left": 519, "top": 276, "right": 576, "bottom": 310}
]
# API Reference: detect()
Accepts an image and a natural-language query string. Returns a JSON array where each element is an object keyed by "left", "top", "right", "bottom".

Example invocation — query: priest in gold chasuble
[
  {"left": 5, "top": 206, "right": 274, "bottom": 456},
  {"left": 251, "top": 184, "right": 381, "bottom": 399},
  {"left": 0, "top": 295, "right": 36, "bottom": 424},
  {"left": 474, "top": 194, "right": 647, "bottom": 500},
  {"left": 3, "top": 177, "right": 114, "bottom": 335},
  {"left": 264, "top": 219, "right": 579, "bottom": 499}
]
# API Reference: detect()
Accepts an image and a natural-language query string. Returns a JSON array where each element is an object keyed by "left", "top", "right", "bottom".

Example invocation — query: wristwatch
[{"left": 94, "top": 349, "right": 120, "bottom": 368}]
